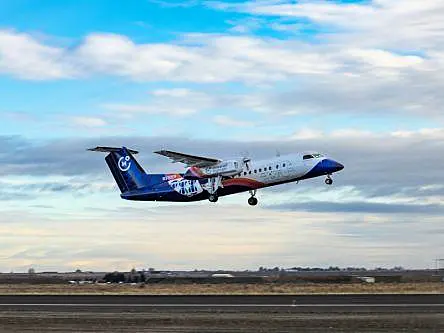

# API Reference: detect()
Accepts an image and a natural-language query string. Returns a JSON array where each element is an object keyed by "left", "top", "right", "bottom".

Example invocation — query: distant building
[
  {"left": 211, "top": 273, "right": 234, "bottom": 278},
  {"left": 357, "top": 276, "right": 376, "bottom": 284}
]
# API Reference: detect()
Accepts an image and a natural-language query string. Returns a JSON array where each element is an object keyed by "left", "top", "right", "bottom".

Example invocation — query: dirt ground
[{"left": 0, "top": 282, "right": 443, "bottom": 295}]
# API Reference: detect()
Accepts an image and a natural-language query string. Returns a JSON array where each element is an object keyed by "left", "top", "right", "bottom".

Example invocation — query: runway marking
[{"left": 0, "top": 304, "right": 442, "bottom": 308}]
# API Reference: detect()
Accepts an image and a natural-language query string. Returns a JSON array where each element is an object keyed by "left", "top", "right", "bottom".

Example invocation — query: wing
[{"left": 154, "top": 150, "right": 221, "bottom": 167}]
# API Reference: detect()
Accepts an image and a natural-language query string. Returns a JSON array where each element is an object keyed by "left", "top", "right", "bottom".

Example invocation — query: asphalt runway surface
[{"left": 0, "top": 294, "right": 442, "bottom": 332}]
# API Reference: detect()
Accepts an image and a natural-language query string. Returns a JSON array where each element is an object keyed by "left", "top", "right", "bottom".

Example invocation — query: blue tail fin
[{"left": 89, "top": 146, "right": 149, "bottom": 193}]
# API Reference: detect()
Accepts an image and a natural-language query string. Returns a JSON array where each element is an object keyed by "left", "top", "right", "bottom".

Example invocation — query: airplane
[{"left": 89, "top": 146, "right": 344, "bottom": 206}]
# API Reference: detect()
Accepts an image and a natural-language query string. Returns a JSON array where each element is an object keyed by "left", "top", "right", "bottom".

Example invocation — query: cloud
[
  {"left": 80, "top": 41, "right": 443, "bottom": 119},
  {"left": 1, "top": 127, "right": 444, "bottom": 194},
  {"left": 0, "top": 192, "right": 33, "bottom": 201},
  {"left": 0, "top": 179, "right": 111, "bottom": 195},
  {"left": 213, "top": 115, "right": 255, "bottom": 127},
  {"left": 0, "top": 29, "right": 76, "bottom": 80},
  {"left": 0, "top": 202, "right": 435, "bottom": 271},
  {"left": 71, "top": 117, "right": 108, "bottom": 128},
  {"left": 226, "top": 17, "right": 267, "bottom": 34},
  {"left": 270, "top": 201, "right": 444, "bottom": 215},
  {"left": 346, "top": 49, "right": 423, "bottom": 69},
  {"left": 1, "top": 24, "right": 443, "bottom": 119},
  {"left": 102, "top": 88, "right": 281, "bottom": 119},
  {"left": 255, "top": 68, "right": 444, "bottom": 117},
  {"left": 105, "top": 103, "right": 198, "bottom": 116},
  {"left": 1, "top": 111, "right": 38, "bottom": 122},
  {"left": 210, "top": 1, "right": 444, "bottom": 49},
  {"left": 0, "top": 30, "right": 339, "bottom": 83},
  {"left": 74, "top": 33, "right": 192, "bottom": 80},
  {"left": 103, "top": 89, "right": 215, "bottom": 116},
  {"left": 78, "top": 33, "right": 339, "bottom": 82},
  {"left": 1, "top": 204, "right": 442, "bottom": 271},
  {"left": 196, "top": 1, "right": 444, "bottom": 118}
]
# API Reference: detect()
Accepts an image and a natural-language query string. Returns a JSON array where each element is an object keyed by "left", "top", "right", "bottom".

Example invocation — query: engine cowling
[{"left": 184, "top": 160, "right": 243, "bottom": 179}]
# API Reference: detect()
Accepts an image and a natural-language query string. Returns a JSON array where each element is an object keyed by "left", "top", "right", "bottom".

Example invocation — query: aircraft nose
[
  {"left": 323, "top": 159, "right": 344, "bottom": 173},
  {"left": 335, "top": 161, "right": 344, "bottom": 171}
]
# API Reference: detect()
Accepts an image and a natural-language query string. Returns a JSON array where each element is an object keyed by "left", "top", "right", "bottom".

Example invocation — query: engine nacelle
[{"left": 184, "top": 160, "right": 243, "bottom": 179}]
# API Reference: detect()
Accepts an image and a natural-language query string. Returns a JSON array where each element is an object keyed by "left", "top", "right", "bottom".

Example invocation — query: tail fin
[{"left": 88, "top": 146, "right": 149, "bottom": 193}]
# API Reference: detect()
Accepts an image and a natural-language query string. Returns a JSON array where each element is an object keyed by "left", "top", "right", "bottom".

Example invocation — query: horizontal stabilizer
[{"left": 88, "top": 146, "right": 139, "bottom": 154}]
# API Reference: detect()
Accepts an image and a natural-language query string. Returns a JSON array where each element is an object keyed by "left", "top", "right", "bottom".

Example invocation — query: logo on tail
[{"left": 118, "top": 155, "right": 131, "bottom": 172}]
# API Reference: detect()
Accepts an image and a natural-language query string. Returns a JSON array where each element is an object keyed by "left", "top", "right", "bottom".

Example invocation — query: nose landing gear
[
  {"left": 248, "top": 190, "right": 258, "bottom": 206},
  {"left": 248, "top": 197, "right": 258, "bottom": 206},
  {"left": 325, "top": 175, "right": 333, "bottom": 185}
]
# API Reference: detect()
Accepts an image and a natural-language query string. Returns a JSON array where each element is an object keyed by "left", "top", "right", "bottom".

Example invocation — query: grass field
[{"left": 0, "top": 282, "right": 443, "bottom": 295}]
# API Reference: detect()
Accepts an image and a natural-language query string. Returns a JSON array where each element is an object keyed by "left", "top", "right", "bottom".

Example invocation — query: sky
[{"left": 1, "top": 0, "right": 444, "bottom": 272}]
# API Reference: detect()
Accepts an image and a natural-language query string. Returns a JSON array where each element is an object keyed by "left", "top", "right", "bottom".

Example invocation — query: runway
[
  {"left": 0, "top": 294, "right": 442, "bottom": 309},
  {"left": 0, "top": 294, "right": 442, "bottom": 332}
]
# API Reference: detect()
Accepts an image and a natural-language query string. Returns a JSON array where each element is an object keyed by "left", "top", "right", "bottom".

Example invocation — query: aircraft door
[
  {"left": 282, "top": 160, "right": 291, "bottom": 178},
  {"left": 287, "top": 160, "right": 299, "bottom": 178}
]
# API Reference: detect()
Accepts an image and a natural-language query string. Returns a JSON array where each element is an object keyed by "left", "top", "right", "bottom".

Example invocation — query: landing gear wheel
[
  {"left": 209, "top": 194, "right": 218, "bottom": 203},
  {"left": 248, "top": 197, "right": 258, "bottom": 206},
  {"left": 325, "top": 177, "right": 333, "bottom": 185}
]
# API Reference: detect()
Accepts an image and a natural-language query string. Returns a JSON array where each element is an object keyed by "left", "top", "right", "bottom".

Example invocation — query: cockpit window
[{"left": 303, "top": 153, "right": 323, "bottom": 160}]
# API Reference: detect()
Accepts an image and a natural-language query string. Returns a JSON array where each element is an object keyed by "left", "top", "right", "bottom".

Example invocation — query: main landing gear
[
  {"left": 248, "top": 190, "right": 258, "bottom": 206},
  {"left": 325, "top": 175, "right": 333, "bottom": 185},
  {"left": 209, "top": 194, "right": 218, "bottom": 202},
  {"left": 207, "top": 176, "right": 222, "bottom": 203}
]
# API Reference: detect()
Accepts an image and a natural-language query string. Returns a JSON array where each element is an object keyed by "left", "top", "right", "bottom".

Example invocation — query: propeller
[{"left": 239, "top": 150, "right": 251, "bottom": 171}]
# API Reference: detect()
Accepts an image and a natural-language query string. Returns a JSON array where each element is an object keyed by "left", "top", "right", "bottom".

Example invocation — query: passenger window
[
  {"left": 249, "top": 171, "right": 252, "bottom": 174},
  {"left": 259, "top": 168, "right": 262, "bottom": 172},
  {"left": 254, "top": 170, "right": 257, "bottom": 173},
  {"left": 283, "top": 163, "right": 286, "bottom": 167},
  {"left": 276, "top": 165, "right": 279, "bottom": 169},
  {"left": 269, "top": 166, "right": 272, "bottom": 171}
]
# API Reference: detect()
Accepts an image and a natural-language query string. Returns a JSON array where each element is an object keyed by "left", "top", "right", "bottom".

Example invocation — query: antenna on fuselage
[{"left": 276, "top": 149, "right": 281, "bottom": 157}]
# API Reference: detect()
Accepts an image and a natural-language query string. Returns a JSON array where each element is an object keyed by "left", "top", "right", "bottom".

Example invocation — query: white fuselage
[{"left": 229, "top": 153, "right": 325, "bottom": 186}]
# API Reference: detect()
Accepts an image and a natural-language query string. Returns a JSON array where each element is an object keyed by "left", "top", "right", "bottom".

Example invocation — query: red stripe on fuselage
[{"left": 222, "top": 178, "right": 265, "bottom": 189}]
